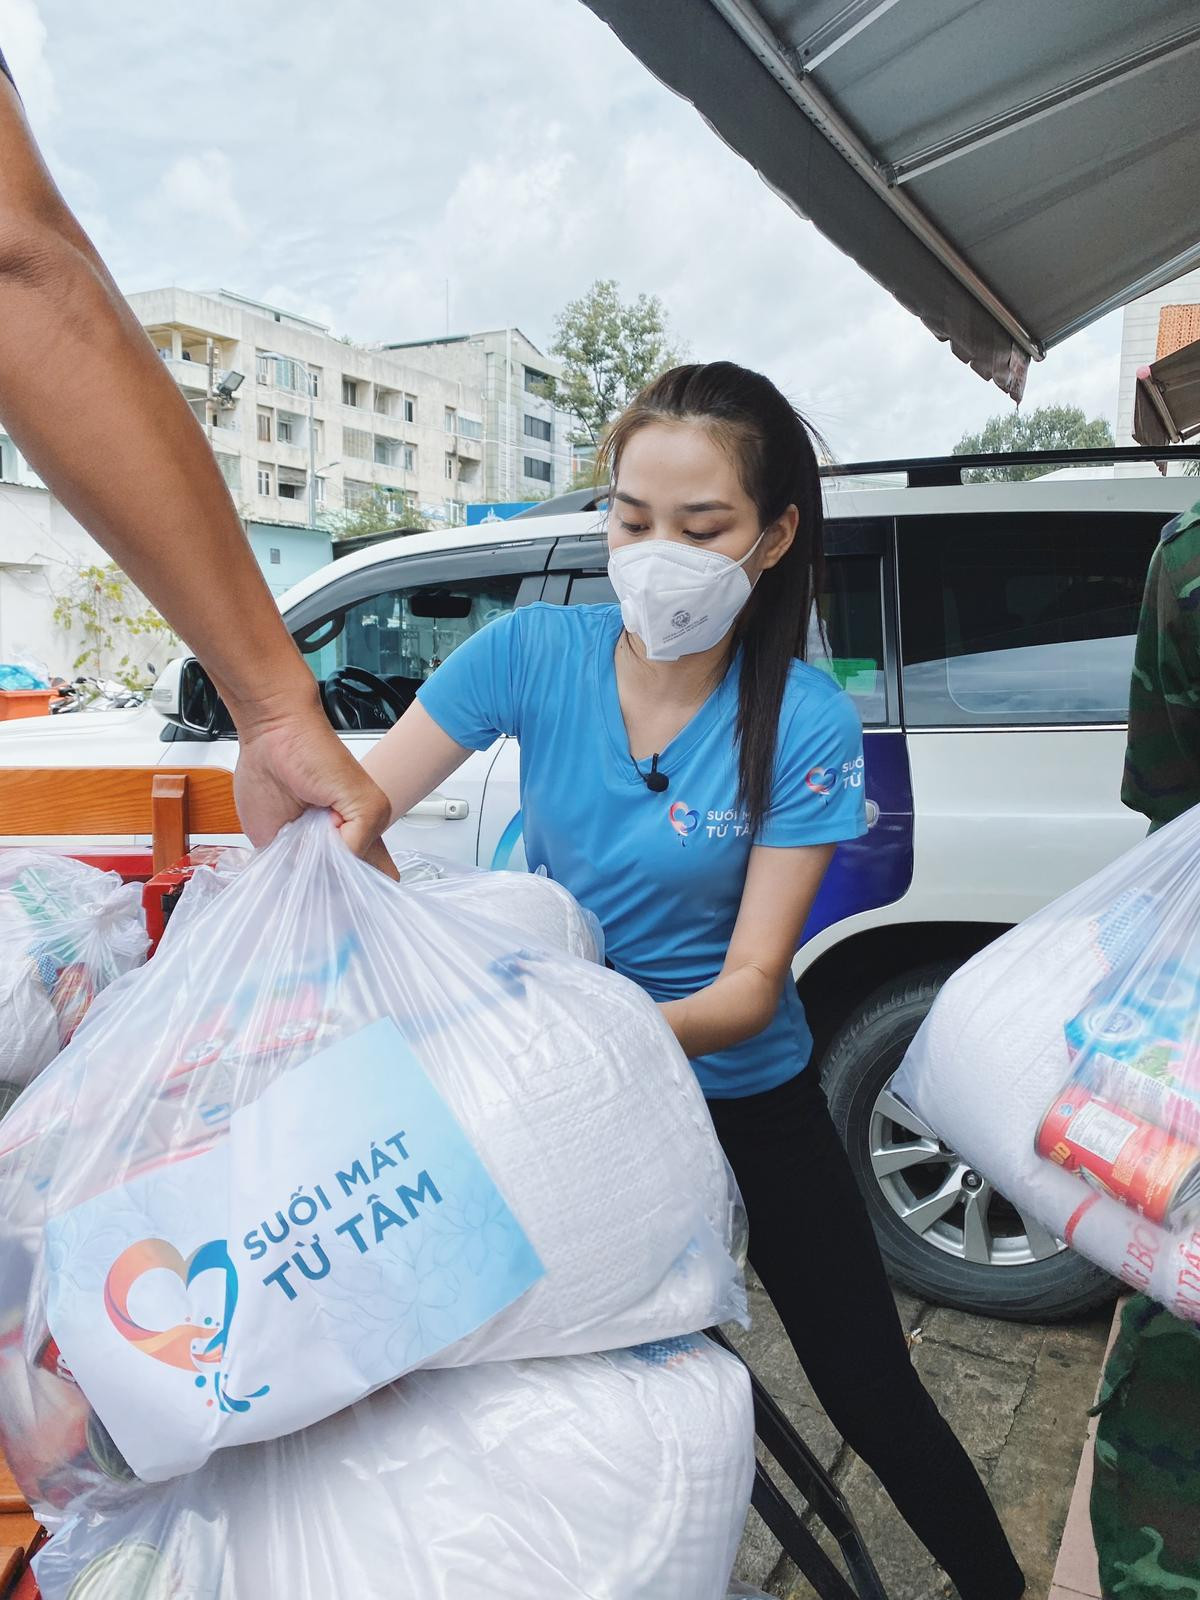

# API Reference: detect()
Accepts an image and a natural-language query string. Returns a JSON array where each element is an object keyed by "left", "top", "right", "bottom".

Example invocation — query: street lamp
[{"left": 259, "top": 349, "right": 319, "bottom": 530}]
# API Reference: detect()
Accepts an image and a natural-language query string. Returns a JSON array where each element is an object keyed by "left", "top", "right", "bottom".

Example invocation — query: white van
[{"left": 4, "top": 448, "right": 1196, "bottom": 1319}]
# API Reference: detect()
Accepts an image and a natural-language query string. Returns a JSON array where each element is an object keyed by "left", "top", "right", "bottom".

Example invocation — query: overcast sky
[{"left": 2, "top": 0, "right": 1124, "bottom": 463}]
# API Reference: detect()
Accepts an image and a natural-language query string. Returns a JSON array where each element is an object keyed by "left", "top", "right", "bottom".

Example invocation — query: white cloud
[
  {"left": 146, "top": 150, "right": 249, "bottom": 244},
  {"left": 13, "top": 0, "right": 1123, "bottom": 462},
  {"left": 0, "top": 0, "right": 56, "bottom": 123}
]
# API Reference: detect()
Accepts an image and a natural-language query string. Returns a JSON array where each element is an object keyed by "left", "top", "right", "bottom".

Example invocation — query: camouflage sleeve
[{"left": 1122, "top": 521, "right": 1200, "bottom": 828}]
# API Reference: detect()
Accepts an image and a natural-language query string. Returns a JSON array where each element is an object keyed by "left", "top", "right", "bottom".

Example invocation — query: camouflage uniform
[
  {"left": 1091, "top": 500, "right": 1200, "bottom": 1599},
  {"left": 1121, "top": 501, "right": 1200, "bottom": 828}
]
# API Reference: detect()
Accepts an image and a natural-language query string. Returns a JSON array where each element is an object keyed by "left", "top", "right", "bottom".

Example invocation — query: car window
[
  {"left": 898, "top": 512, "right": 1161, "bottom": 726},
  {"left": 808, "top": 554, "right": 887, "bottom": 725},
  {"left": 564, "top": 552, "right": 888, "bottom": 726},
  {"left": 298, "top": 574, "right": 524, "bottom": 684}
]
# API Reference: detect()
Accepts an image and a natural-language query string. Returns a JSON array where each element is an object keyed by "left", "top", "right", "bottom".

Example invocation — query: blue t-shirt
[{"left": 418, "top": 604, "right": 866, "bottom": 1097}]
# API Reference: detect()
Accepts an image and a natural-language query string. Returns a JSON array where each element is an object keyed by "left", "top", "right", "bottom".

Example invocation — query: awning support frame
[
  {"left": 706, "top": 0, "right": 1045, "bottom": 361},
  {"left": 888, "top": 20, "right": 1200, "bottom": 185}
]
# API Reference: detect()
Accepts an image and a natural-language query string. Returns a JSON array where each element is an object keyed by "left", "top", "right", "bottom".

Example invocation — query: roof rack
[{"left": 821, "top": 444, "right": 1200, "bottom": 489}]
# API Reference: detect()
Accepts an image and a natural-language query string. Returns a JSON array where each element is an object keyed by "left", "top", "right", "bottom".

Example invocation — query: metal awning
[
  {"left": 580, "top": 0, "right": 1200, "bottom": 401},
  {"left": 1134, "top": 336, "right": 1200, "bottom": 446}
]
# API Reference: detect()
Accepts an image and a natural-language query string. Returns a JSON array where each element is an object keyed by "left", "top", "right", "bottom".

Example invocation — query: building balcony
[{"left": 160, "top": 354, "right": 210, "bottom": 394}]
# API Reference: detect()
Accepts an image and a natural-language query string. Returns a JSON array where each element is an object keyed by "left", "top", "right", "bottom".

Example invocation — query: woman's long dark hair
[{"left": 598, "top": 361, "right": 826, "bottom": 837}]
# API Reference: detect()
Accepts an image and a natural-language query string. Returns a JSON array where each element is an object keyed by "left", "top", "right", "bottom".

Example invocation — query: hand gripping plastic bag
[
  {"left": 33, "top": 1332, "right": 755, "bottom": 1600},
  {"left": 0, "top": 811, "right": 745, "bottom": 1498},
  {"left": 893, "top": 803, "right": 1200, "bottom": 1323},
  {"left": 0, "top": 851, "right": 146, "bottom": 1099}
]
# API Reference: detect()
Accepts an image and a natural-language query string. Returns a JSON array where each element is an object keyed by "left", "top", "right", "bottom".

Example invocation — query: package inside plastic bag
[
  {"left": 0, "top": 812, "right": 744, "bottom": 1504},
  {"left": 0, "top": 850, "right": 146, "bottom": 1104},
  {"left": 33, "top": 1332, "right": 754, "bottom": 1600},
  {"left": 894, "top": 803, "right": 1200, "bottom": 1323},
  {"left": 158, "top": 843, "right": 604, "bottom": 965}
]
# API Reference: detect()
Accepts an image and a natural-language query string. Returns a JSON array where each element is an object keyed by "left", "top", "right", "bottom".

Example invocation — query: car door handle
[{"left": 403, "top": 797, "right": 470, "bottom": 821}]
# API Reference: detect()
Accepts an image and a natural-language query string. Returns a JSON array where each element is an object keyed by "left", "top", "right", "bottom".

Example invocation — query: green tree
[
  {"left": 550, "top": 279, "right": 687, "bottom": 450},
  {"left": 321, "top": 490, "right": 432, "bottom": 544},
  {"left": 952, "top": 405, "right": 1115, "bottom": 481},
  {"left": 52, "top": 563, "right": 178, "bottom": 689}
]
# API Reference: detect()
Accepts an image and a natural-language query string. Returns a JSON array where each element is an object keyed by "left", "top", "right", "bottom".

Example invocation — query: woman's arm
[
  {"left": 360, "top": 702, "right": 477, "bottom": 828},
  {"left": 659, "top": 842, "right": 835, "bottom": 1058}
]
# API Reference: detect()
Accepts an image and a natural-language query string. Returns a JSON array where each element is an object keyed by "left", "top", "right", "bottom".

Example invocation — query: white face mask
[{"left": 607, "top": 531, "right": 767, "bottom": 661}]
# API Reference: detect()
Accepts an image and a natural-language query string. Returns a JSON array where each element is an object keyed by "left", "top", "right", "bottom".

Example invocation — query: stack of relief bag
[{"left": 0, "top": 813, "right": 756, "bottom": 1599}]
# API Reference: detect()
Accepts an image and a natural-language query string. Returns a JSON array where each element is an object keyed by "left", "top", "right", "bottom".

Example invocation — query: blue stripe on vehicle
[{"left": 490, "top": 810, "right": 525, "bottom": 870}]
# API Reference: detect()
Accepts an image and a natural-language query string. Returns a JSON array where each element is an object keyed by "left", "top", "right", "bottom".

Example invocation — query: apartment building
[
  {"left": 128, "top": 288, "right": 486, "bottom": 545},
  {"left": 378, "top": 329, "right": 585, "bottom": 502}
]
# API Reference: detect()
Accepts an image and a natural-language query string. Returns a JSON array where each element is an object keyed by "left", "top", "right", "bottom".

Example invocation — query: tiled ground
[{"left": 724, "top": 1272, "right": 1112, "bottom": 1600}]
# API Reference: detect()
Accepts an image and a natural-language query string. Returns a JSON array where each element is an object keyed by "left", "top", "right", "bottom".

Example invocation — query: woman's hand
[{"left": 658, "top": 842, "right": 836, "bottom": 1057}]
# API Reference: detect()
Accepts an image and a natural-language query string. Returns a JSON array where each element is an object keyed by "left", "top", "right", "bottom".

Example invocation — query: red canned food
[{"left": 1037, "top": 1083, "right": 1200, "bottom": 1225}]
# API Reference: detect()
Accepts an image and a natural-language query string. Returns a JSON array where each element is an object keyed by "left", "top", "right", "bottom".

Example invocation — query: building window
[
  {"left": 314, "top": 475, "right": 326, "bottom": 505},
  {"left": 444, "top": 406, "right": 457, "bottom": 433},
  {"left": 524, "top": 414, "right": 552, "bottom": 442},
  {"left": 256, "top": 410, "right": 272, "bottom": 443},
  {"left": 257, "top": 465, "right": 273, "bottom": 497},
  {"left": 342, "top": 378, "right": 360, "bottom": 407},
  {"left": 403, "top": 445, "right": 416, "bottom": 472},
  {"left": 374, "top": 436, "right": 398, "bottom": 467},
  {"left": 445, "top": 453, "right": 455, "bottom": 480},
  {"left": 343, "top": 427, "right": 372, "bottom": 459},
  {"left": 308, "top": 369, "right": 320, "bottom": 400},
  {"left": 215, "top": 453, "right": 241, "bottom": 494},
  {"left": 524, "top": 367, "right": 554, "bottom": 399},
  {"left": 256, "top": 354, "right": 269, "bottom": 384},
  {"left": 277, "top": 415, "right": 294, "bottom": 445},
  {"left": 269, "top": 547, "right": 281, "bottom": 565},
  {"left": 404, "top": 394, "right": 416, "bottom": 423},
  {"left": 523, "top": 455, "right": 552, "bottom": 483},
  {"left": 458, "top": 415, "right": 483, "bottom": 440}
]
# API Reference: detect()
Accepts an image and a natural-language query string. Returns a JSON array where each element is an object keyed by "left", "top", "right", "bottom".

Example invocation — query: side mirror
[{"left": 150, "top": 656, "right": 234, "bottom": 738}]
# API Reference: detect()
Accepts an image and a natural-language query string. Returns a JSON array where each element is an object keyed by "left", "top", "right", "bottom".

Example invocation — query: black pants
[{"left": 707, "top": 1070, "right": 1025, "bottom": 1600}]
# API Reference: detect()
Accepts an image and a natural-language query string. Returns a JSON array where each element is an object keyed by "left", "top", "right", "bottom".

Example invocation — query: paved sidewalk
[{"left": 725, "top": 1272, "right": 1112, "bottom": 1600}]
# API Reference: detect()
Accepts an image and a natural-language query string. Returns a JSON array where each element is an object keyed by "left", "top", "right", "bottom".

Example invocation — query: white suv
[{"left": 4, "top": 448, "right": 1197, "bottom": 1321}]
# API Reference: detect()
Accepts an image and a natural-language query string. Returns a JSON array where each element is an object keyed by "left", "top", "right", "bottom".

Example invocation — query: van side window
[
  {"left": 565, "top": 553, "right": 889, "bottom": 726},
  {"left": 898, "top": 513, "right": 1161, "bottom": 727}
]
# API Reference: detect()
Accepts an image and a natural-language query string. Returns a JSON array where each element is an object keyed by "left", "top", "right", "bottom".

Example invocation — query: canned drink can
[
  {"left": 1037, "top": 1083, "right": 1200, "bottom": 1225},
  {"left": 85, "top": 1410, "right": 135, "bottom": 1483},
  {"left": 1075, "top": 1053, "right": 1200, "bottom": 1145},
  {"left": 66, "top": 1542, "right": 171, "bottom": 1600}
]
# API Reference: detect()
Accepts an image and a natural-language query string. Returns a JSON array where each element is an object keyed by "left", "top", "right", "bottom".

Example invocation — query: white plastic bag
[
  {"left": 33, "top": 1333, "right": 754, "bottom": 1600},
  {"left": 894, "top": 804, "right": 1200, "bottom": 1322},
  {"left": 0, "top": 851, "right": 146, "bottom": 1097},
  {"left": 0, "top": 812, "right": 744, "bottom": 1498},
  {"left": 160, "top": 844, "right": 605, "bottom": 964}
]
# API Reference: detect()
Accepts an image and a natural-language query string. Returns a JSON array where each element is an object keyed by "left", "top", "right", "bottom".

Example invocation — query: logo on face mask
[
  {"left": 667, "top": 800, "right": 701, "bottom": 843},
  {"left": 805, "top": 766, "right": 837, "bottom": 798},
  {"left": 670, "top": 610, "right": 691, "bottom": 629}
]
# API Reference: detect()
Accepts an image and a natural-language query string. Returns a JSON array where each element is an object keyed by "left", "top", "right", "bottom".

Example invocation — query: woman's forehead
[{"left": 616, "top": 421, "right": 750, "bottom": 507}]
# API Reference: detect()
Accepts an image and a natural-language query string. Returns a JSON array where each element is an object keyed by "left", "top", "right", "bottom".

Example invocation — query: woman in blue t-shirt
[{"left": 364, "top": 362, "right": 1023, "bottom": 1600}]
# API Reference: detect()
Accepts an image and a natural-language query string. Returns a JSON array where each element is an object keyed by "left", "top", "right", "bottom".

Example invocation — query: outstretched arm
[{"left": 0, "top": 66, "right": 388, "bottom": 853}]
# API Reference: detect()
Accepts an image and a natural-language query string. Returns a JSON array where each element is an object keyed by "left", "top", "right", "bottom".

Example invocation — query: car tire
[{"left": 822, "top": 963, "right": 1116, "bottom": 1323}]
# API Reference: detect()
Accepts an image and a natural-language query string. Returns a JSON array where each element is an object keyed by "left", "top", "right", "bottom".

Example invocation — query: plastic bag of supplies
[
  {"left": 0, "top": 851, "right": 146, "bottom": 1099},
  {"left": 32, "top": 1332, "right": 754, "bottom": 1600},
  {"left": 893, "top": 804, "right": 1200, "bottom": 1323},
  {"left": 159, "top": 844, "right": 604, "bottom": 965},
  {"left": 0, "top": 811, "right": 745, "bottom": 1498}
]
